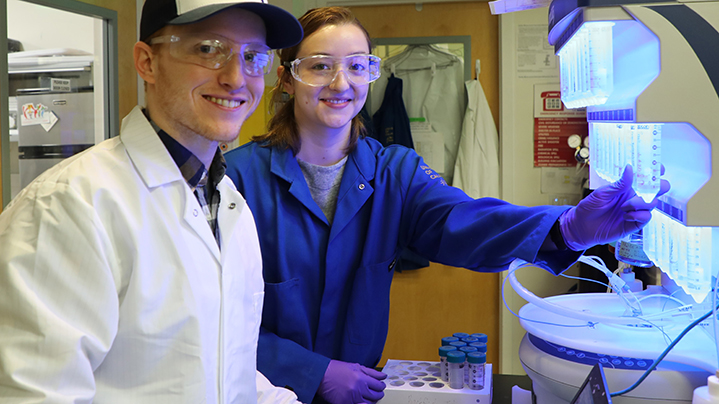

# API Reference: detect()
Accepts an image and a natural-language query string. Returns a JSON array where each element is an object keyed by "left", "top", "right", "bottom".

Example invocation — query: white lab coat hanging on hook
[
  {"left": 371, "top": 45, "right": 466, "bottom": 185},
  {"left": 453, "top": 71, "right": 500, "bottom": 199}
]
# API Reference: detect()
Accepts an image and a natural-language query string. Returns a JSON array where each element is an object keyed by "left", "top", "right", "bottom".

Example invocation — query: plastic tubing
[
  {"left": 637, "top": 293, "right": 687, "bottom": 307},
  {"left": 508, "top": 259, "right": 685, "bottom": 326}
]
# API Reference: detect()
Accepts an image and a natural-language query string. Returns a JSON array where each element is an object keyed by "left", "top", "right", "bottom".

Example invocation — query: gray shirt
[{"left": 297, "top": 156, "right": 348, "bottom": 225}]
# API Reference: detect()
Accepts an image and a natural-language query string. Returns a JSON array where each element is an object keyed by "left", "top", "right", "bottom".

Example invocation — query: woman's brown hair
[{"left": 252, "top": 7, "right": 372, "bottom": 155}]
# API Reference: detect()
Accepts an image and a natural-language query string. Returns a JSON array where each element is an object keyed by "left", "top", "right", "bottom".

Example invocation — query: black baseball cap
[{"left": 140, "top": 0, "right": 303, "bottom": 49}]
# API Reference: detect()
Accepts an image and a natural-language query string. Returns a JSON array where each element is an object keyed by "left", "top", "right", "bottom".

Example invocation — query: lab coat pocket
[
  {"left": 347, "top": 257, "right": 395, "bottom": 347},
  {"left": 262, "top": 278, "right": 313, "bottom": 348}
]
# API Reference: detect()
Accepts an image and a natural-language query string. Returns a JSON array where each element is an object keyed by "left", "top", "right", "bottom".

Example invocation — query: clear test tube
[
  {"left": 579, "top": 29, "right": 590, "bottom": 99},
  {"left": 439, "top": 345, "right": 458, "bottom": 382},
  {"left": 625, "top": 124, "right": 637, "bottom": 181},
  {"left": 635, "top": 124, "right": 661, "bottom": 202},
  {"left": 467, "top": 352, "right": 487, "bottom": 390},
  {"left": 686, "top": 226, "right": 712, "bottom": 300},
  {"left": 643, "top": 211, "right": 657, "bottom": 264},
  {"left": 616, "top": 124, "right": 626, "bottom": 180},
  {"left": 597, "top": 124, "right": 608, "bottom": 180},
  {"left": 650, "top": 124, "right": 662, "bottom": 198},
  {"left": 559, "top": 48, "right": 569, "bottom": 102},
  {"left": 608, "top": 125, "right": 616, "bottom": 180},
  {"left": 612, "top": 125, "right": 621, "bottom": 181},
  {"left": 669, "top": 222, "right": 688, "bottom": 288},
  {"left": 669, "top": 220, "right": 685, "bottom": 288},
  {"left": 602, "top": 124, "right": 611, "bottom": 180},
  {"left": 588, "top": 22, "right": 614, "bottom": 101},
  {"left": 657, "top": 215, "right": 677, "bottom": 272},
  {"left": 459, "top": 346, "right": 479, "bottom": 384},
  {"left": 446, "top": 351, "right": 466, "bottom": 389}
]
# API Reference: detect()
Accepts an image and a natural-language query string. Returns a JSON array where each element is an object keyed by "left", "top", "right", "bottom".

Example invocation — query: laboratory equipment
[
  {"left": 569, "top": 363, "right": 612, "bottom": 404},
  {"left": 379, "top": 359, "right": 493, "bottom": 403},
  {"left": 467, "top": 352, "right": 487, "bottom": 391},
  {"left": 447, "top": 350, "right": 466, "bottom": 389},
  {"left": 513, "top": 0, "right": 719, "bottom": 402},
  {"left": 471, "top": 333, "right": 489, "bottom": 343},
  {"left": 692, "top": 370, "right": 719, "bottom": 404},
  {"left": 439, "top": 345, "right": 457, "bottom": 381}
]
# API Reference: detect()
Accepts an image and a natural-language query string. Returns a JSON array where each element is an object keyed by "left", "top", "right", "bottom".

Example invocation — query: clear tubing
[{"left": 508, "top": 259, "right": 688, "bottom": 325}]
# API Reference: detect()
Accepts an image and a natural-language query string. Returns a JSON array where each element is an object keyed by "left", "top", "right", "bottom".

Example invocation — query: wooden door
[{"left": 348, "top": 2, "right": 501, "bottom": 370}]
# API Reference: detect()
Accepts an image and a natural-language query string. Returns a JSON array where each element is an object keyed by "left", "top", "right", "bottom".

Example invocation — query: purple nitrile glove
[
  {"left": 559, "top": 165, "right": 670, "bottom": 251},
  {"left": 317, "top": 360, "right": 387, "bottom": 404}
]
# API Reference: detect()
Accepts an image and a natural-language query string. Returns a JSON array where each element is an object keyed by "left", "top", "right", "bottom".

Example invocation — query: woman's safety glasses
[
  {"left": 286, "top": 54, "right": 382, "bottom": 87},
  {"left": 148, "top": 34, "right": 273, "bottom": 76}
]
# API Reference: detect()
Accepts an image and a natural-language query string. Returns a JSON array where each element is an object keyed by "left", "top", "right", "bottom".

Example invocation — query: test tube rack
[{"left": 378, "top": 359, "right": 493, "bottom": 404}]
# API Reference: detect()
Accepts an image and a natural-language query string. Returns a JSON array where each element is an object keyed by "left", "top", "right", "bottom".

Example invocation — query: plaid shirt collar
[
  {"left": 143, "top": 110, "right": 226, "bottom": 247},
  {"left": 144, "top": 111, "right": 227, "bottom": 189}
]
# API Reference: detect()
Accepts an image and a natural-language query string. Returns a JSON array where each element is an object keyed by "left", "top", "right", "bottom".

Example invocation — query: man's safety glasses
[
  {"left": 148, "top": 34, "right": 273, "bottom": 76},
  {"left": 286, "top": 54, "right": 382, "bottom": 87}
]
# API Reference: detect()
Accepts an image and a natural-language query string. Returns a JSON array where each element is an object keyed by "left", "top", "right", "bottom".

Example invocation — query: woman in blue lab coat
[{"left": 224, "top": 7, "right": 667, "bottom": 404}]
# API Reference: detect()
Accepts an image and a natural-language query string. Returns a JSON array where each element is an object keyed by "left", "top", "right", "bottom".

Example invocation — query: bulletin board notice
[{"left": 533, "top": 84, "right": 587, "bottom": 167}]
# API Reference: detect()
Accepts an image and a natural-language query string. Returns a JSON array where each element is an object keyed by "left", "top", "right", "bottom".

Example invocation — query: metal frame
[{"left": 1, "top": 0, "right": 118, "bottom": 207}]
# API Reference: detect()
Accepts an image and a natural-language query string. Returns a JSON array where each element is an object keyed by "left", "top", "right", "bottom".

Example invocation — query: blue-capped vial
[
  {"left": 446, "top": 351, "right": 466, "bottom": 389},
  {"left": 452, "top": 332, "right": 470, "bottom": 339},
  {"left": 439, "top": 345, "right": 457, "bottom": 382},
  {"left": 469, "top": 342, "right": 487, "bottom": 353},
  {"left": 471, "top": 333, "right": 488, "bottom": 343},
  {"left": 461, "top": 336, "right": 479, "bottom": 344},
  {"left": 441, "top": 336, "right": 460, "bottom": 346},
  {"left": 449, "top": 341, "right": 467, "bottom": 349},
  {"left": 460, "top": 346, "right": 479, "bottom": 384},
  {"left": 467, "top": 352, "right": 486, "bottom": 390}
]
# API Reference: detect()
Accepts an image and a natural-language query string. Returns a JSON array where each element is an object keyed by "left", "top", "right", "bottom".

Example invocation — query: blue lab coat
[{"left": 224, "top": 137, "right": 581, "bottom": 403}]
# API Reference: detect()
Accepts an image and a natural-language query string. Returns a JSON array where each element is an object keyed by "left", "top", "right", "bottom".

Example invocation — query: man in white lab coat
[{"left": 0, "top": 0, "right": 304, "bottom": 403}]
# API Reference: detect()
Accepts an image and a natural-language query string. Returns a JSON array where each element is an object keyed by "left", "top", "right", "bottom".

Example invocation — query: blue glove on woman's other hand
[
  {"left": 559, "top": 165, "right": 670, "bottom": 251},
  {"left": 318, "top": 360, "right": 387, "bottom": 404}
]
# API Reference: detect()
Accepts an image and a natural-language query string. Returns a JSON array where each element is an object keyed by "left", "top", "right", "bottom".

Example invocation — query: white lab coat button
[
  {"left": 359, "top": 184, "right": 365, "bottom": 190},
  {"left": 193, "top": 209, "right": 199, "bottom": 217},
  {"left": 228, "top": 202, "right": 236, "bottom": 209}
]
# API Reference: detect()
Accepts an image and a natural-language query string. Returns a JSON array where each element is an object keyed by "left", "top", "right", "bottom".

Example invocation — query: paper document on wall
[{"left": 411, "top": 120, "right": 445, "bottom": 174}]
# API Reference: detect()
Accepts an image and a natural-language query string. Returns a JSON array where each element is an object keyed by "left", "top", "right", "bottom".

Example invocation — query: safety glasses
[
  {"left": 148, "top": 33, "right": 273, "bottom": 76},
  {"left": 286, "top": 54, "right": 382, "bottom": 87}
]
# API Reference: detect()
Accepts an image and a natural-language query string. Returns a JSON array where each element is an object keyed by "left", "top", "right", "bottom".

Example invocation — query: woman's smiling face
[{"left": 284, "top": 23, "right": 371, "bottom": 137}]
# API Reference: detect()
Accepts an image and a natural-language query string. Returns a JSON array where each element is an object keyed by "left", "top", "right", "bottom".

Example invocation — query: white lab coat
[
  {"left": 0, "top": 106, "right": 300, "bottom": 404},
  {"left": 370, "top": 45, "right": 466, "bottom": 185},
  {"left": 452, "top": 79, "right": 500, "bottom": 199}
]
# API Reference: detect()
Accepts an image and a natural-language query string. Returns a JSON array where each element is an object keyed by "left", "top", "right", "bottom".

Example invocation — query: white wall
[
  {"left": 498, "top": 7, "right": 582, "bottom": 375},
  {"left": 8, "top": 0, "right": 94, "bottom": 52}
]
